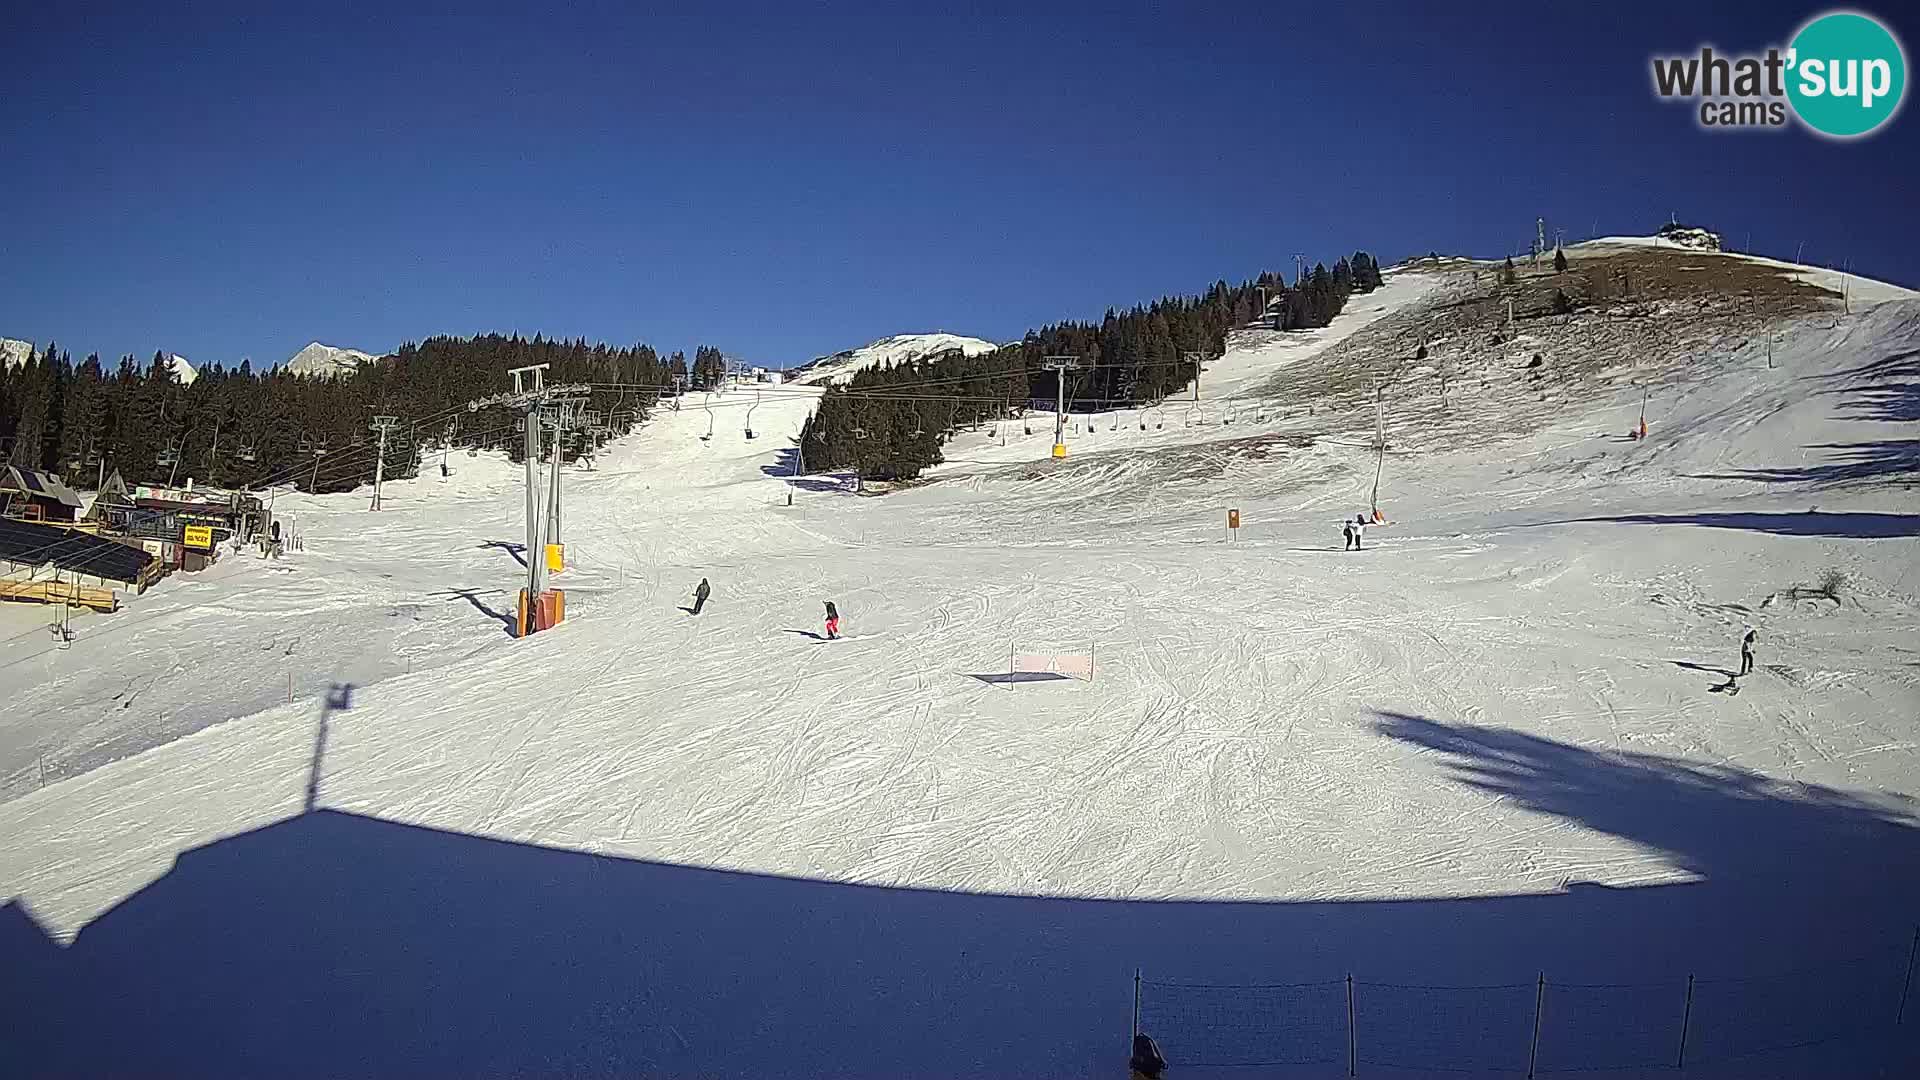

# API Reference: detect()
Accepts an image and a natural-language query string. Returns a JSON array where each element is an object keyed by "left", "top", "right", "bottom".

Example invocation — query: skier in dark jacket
[
  {"left": 691, "top": 577, "right": 711, "bottom": 615},
  {"left": 1739, "top": 628, "right": 1756, "bottom": 676},
  {"left": 1343, "top": 514, "right": 1368, "bottom": 551},
  {"left": 824, "top": 601, "right": 841, "bottom": 639}
]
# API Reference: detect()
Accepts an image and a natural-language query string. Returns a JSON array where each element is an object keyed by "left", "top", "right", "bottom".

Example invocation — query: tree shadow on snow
[
  {"left": 1369, "top": 711, "right": 1920, "bottom": 888},
  {"left": 4, "top": 712, "right": 1919, "bottom": 1077},
  {"left": 759, "top": 445, "right": 802, "bottom": 478},
  {"left": 1814, "top": 347, "right": 1920, "bottom": 424},
  {"left": 1681, "top": 440, "right": 1920, "bottom": 488},
  {"left": 759, "top": 447, "right": 858, "bottom": 492},
  {"left": 1531, "top": 510, "right": 1920, "bottom": 539},
  {"left": 1673, "top": 350, "right": 1920, "bottom": 486}
]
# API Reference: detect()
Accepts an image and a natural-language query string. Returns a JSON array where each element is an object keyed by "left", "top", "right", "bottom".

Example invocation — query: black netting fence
[
  {"left": 1133, "top": 928, "right": 1920, "bottom": 1076},
  {"left": 1136, "top": 979, "right": 1348, "bottom": 1068}
]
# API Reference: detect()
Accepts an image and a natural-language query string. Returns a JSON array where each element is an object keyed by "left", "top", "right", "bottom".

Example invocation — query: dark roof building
[
  {"left": 0, "top": 466, "right": 85, "bottom": 524},
  {"left": 0, "top": 515, "right": 156, "bottom": 585}
]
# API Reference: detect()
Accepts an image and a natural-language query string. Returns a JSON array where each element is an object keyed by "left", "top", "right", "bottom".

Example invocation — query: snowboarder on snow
[
  {"left": 1739, "top": 628, "right": 1756, "bottom": 677},
  {"left": 1343, "top": 514, "right": 1368, "bottom": 551},
  {"left": 691, "top": 578, "right": 711, "bottom": 616},
  {"left": 824, "top": 600, "right": 841, "bottom": 640}
]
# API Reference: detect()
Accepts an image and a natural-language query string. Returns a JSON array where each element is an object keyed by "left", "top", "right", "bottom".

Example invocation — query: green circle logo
[{"left": 1787, "top": 11, "right": 1907, "bottom": 138}]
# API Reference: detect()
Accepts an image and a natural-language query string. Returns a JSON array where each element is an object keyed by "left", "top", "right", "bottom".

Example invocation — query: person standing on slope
[
  {"left": 691, "top": 577, "right": 711, "bottom": 616},
  {"left": 1344, "top": 514, "right": 1368, "bottom": 551},
  {"left": 824, "top": 600, "right": 841, "bottom": 640},
  {"left": 1739, "top": 628, "right": 1756, "bottom": 677}
]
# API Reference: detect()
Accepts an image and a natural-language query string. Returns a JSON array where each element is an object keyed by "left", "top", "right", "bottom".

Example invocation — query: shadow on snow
[
  {"left": 1683, "top": 346, "right": 1920, "bottom": 486},
  {"left": 1528, "top": 510, "right": 1920, "bottom": 539},
  {"left": 432, "top": 588, "right": 519, "bottom": 637},
  {"left": 477, "top": 540, "right": 530, "bottom": 568},
  {"left": 965, "top": 671, "right": 1073, "bottom": 686},
  {"left": 3, "top": 712, "right": 1918, "bottom": 1077},
  {"left": 761, "top": 446, "right": 862, "bottom": 493}
]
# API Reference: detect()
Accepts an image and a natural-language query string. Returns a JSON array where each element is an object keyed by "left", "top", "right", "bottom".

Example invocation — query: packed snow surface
[
  {"left": 3, "top": 251, "right": 1917, "bottom": 1076},
  {"left": 786, "top": 331, "right": 998, "bottom": 385}
]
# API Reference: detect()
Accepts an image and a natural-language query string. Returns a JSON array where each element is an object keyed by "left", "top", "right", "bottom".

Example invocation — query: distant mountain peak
[
  {"left": 286, "top": 341, "right": 379, "bottom": 378},
  {"left": 787, "top": 332, "right": 997, "bottom": 386}
]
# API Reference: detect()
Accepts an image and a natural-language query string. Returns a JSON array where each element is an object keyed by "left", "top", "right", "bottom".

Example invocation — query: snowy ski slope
[
  {"left": 786, "top": 331, "right": 998, "bottom": 385},
  {"left": 3, "top": 250, "right": 1918, "bottom": 1076}
]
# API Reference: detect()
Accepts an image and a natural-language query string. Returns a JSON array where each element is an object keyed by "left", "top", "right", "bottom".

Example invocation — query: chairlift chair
[{"left": 237, "top": 444, "right": 257, "bottom": 462}]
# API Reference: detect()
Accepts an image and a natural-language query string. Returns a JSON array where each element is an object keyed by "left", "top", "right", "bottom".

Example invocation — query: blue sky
[{"left": 2, "top": 2, "right": 1913, "bottom": 370}]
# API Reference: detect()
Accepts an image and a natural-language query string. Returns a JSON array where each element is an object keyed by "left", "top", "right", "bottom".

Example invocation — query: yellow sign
[{"left": 183, "top": 525, "right": 214, "bottom": 549}]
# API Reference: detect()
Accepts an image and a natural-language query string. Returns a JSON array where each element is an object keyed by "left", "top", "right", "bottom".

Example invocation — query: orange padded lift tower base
[{"left": 516, "top": 588, "right": 567, "bottom": 637}]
